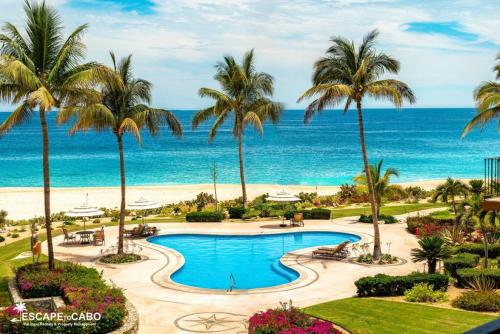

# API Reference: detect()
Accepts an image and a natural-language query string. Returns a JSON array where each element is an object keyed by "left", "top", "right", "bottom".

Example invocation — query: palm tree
[
  {"left": 298, "top": 30, "right": 415, "bottom": 259},
  {"left": 58, "top": 53, "right": 182, "bottom": 254},
  {"left": 462, "top": 54, "right": 500, "bottom": 137},
  {"left": 432, "top": 177, "right": 469, "bottom": 214},
  {"left": 411, "top": 236, "right": 451, "bottom": 274},
  {"left": 354, "top": 160, "right": 399, "bottom": 218},
  {"left": 0, "top": 0, "right": 105, "bottom": 270},
  {"left": 192, "top": 50, "right": 283, "bottom": 207}
]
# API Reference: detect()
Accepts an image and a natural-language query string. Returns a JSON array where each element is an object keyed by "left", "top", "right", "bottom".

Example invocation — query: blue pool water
[
  {"left": 0, "top": 108, "right": 500, "bottom": 187},
  {"left": 147, "top": 231, "right": 361, "bottom": 290}
]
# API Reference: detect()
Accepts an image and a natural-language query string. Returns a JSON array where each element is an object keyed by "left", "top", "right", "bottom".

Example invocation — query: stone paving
[{"left": 44, "top": 208, "right": 443, "bottom": 334}]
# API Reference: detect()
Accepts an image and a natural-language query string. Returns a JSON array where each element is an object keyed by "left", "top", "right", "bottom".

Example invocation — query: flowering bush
[
  {"left": 248, "top": 302, "right": 340, "bottom": 334},
  {"left": 0, "top": 262, "right": 127, "bottom": 334},
  {"left": 416, "top": 224, "right": 445, "bottom": 238}
]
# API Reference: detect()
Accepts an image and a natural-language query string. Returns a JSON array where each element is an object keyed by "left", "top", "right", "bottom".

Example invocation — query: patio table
[{"left": 76, "top": 230, "right": 95, "bottom": 244}]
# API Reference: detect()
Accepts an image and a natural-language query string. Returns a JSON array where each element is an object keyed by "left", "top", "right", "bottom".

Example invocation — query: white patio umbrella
[
  {"left": 66, "top": 195, "right": 104, "bottom": 231},
  {"left": 127, "top": 197, "right": 161, "bottom": 223},
  {"left": 266, "top": 190, "right": 301, "bottom": 224}
]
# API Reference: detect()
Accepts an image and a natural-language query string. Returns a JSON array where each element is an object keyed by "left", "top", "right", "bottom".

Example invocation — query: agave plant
[
  {"left": 439, "top": 225, "right": 465, "bottom": 247},
  {"left": 467, "top": 274, "right": 496, "bottom": 293}
]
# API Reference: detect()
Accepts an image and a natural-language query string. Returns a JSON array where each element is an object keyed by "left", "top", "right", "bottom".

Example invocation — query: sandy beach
[{"left": 0, "top": 180, "right": 453, "bottom": 219}]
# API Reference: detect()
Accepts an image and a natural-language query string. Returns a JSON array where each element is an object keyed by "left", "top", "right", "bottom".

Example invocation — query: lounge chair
[
  {"left": 126, "top": 225, "right": 145, "bottom": 238},
  {"left": 62, "top": 228, "right": 77, "bottom": 244},
  {"left": 290, "top": 212, "right": 304, "bottom": 227},
  {"left": 312, "top": 241, "right": 350, "bottom": 259},
  {"left": 124, "top": 226, "right": 138, "bottom": 238},
  {"left": 144, "top": 226, "right": 159, "bottom": 236},
  {"left": 94, "top": 228, "right": 105, "bottom": 245}
]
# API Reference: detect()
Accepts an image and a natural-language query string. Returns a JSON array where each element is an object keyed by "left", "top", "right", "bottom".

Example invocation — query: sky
[{"left": 0, "top": 0, "right": 499, "bottom": 110}]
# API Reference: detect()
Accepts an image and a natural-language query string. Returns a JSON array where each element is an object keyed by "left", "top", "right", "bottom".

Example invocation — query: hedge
[
  {"left": 284, "top": 208, "right": 331, "bottom": 220},
  {"left": 456, "top": 268, "right": 500, "bottom": 288},
  {"left": 443, "top": 253, "right": 480, "bottom": 278},
  {"left": 453, "top": 243, "right": 500, "bottom": 258},
  {"left": 355, "top": 273, "right": 450, "bottom": 296},
  {"left": 358, "top": 214, "right": 397, "bottom": 224},
  {"left": 228, "top": 207, "right": 245, "bottom": 219},
  {"left": 185, "top": 211, "right": 224, "bottom": 222},
  {"left": 406, "top": 215, "right": 454, "bottom": 234}
]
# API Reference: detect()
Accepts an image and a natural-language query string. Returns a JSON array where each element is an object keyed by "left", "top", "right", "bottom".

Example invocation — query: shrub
[
  {"left": 443, "top": 253, "right": 480, "bottom": 278},
  {"left": 456, "top": 268, "right": 500, "bottom": 288},
  {"left": 452, "top": 291, "right": 500, "bottom": 312},
  {"left": 454, "top": 243, "right": 500, "bottom": 258},
  {"left": 355, "top": 273, "right": 449, "bottom": 296},
  {"left": 404, "top": 283, "right": 448, "bottom": 303},
  {"left": 185, "top": 211, "right": 224, "bottom": 222},
  {"left": 248, "top": 302, "right": 340, "bottom": 334},
  {"left": 228, "top": 207, "right": 245, "bottom": 219},
  {"left": 284, "top": 208, "right": 331, "bottom": 220},
  {"left": 406, "top": 215, "right": 453, "bottom": 234},
  {"left": 358, "top": 214, "right": 397, "bottom": 224},
  {"left": 7, "top": 262, "right": 126, "bottom": 333},
  {"left": 100, "top": 253, "right": 141, "bottom": 264},
  {"left": 356, "top": 253, "right": 398, "bottom": 265},
  {"left": 0, "top": 236, "right": 4, "bottom": 243},
  {"left": 10, "top": 233, "right": 19, "bottom": 238},
  {"left": 242, "top": 209, "right": 261, "bottom": 220}
]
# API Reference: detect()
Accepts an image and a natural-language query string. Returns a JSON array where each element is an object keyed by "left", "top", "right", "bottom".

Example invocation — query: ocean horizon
[{"left": 0, "top": 108, "right": 498, "bottom": 188}]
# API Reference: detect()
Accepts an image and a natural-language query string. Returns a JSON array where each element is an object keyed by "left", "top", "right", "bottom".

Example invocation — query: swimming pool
[{"left": 148, "top": 231, "right": 361, "bottom": 290}]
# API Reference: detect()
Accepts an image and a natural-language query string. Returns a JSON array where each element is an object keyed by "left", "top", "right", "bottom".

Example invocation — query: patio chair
[
  {"left": 124, "top": 226, "right": 138, "bottom": 238},
  {"left": 290, "top": 212, "right": 304, "bottom": 227},
  {"left": 62, "top": 228, "right": 77, "bottom": 244},
  {"left": 94, "top": 228, "right": 105, "bottom": 245},
  {"left": 312, "top": 241, "right": 350, "bottom": 259}
]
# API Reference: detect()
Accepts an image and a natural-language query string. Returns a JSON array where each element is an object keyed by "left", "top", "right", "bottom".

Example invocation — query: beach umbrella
[
  {"left": 127, "top": 197, "right": 161, "bottom": 223},
  {"left": 66, "top": 195, "right": 104, "bottom": 231},
  {"left": 266, "top": 190, "right": 301, "bottom": 224}
]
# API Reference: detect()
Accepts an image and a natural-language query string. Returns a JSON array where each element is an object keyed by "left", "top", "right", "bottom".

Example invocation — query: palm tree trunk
[
  {"left": 356, "top": 100, "right": 382, "bottom": 259},
  {"left": 117, "top": 135, "right": 126, "bottom": 255},
  {"left": 39, "top": 108, "right": 55, "bottom": 270},
  {"left": 237, "top": 129, "right": 248, "bottom": 208},
  {"left": 428, "top": 259, "right": 437, "bottom": 274}
]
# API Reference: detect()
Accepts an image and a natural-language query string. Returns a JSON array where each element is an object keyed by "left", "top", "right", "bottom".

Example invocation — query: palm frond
[
  {"left": 119, "top": 117, "right": 142, "bottom": 144},
  {"left": 0, "top": 101, "right": 32, "bottom": 135},
  {"left": 243, "top": 111, "right": 263, "bottom": 135},
  {"left": 132, "top": 107, "right": 182, "bottom": 138}
]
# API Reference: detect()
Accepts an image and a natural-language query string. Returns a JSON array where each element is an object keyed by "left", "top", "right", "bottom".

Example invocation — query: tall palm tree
[
  {"left": 192, "top": 50, "right": 283, "bottom": 207},
  {"left": 431, "top": 177, "right": 469, "bottom": 214},
  {"left": 462, "top": 54, "right": 500, "bottom": 137},
  {"left": 354, "top": 160, "right": 399, "bottom": 218},
  {"left": 58, "top": 53, "right": 182, "bottom": 254},
  {"left": 0, "top": 0, "right": 105, "bottom": 270},
  {"left": 411, "top": 236, "right": 451, "bottom": 274},
  {"left": 298, "top": 30, "right": 415, "bottom": 258}
]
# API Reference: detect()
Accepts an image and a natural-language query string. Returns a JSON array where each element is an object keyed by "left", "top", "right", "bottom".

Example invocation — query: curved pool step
[{"left": 270, "top": 262, "right": 297, "bottom": 282}]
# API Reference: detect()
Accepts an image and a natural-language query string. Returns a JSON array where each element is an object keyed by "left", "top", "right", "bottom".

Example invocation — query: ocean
[{"left": 0, "top": 108, "right": 498, "bottom": 187}]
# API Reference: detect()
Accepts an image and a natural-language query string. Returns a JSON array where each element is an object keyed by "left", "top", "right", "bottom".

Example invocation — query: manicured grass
[
  {"left": 331, "top": 202, "right": 446, "bottom": 219},
  {"left": 305, "top": 298, "right": 496, "bottom": 334}
]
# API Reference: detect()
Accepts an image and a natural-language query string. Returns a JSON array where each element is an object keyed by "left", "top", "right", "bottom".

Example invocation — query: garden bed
[
  {"left": 0, "top": 262, "right": 136, "bottom": 334},
  {"left": 99, "top": 253, "right": 144, "bottom": 264}
]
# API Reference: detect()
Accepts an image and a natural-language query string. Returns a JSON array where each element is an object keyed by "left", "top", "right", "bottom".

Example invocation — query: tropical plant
[
  {"left": 354, "top": 159, "right": 399, "bottom": 218},
  {"left": 431, "top": 178, "right": 469, "bottom": 214},
  {"left": 192, "top": 50, "right": 283, "bottom": 207},
  {"left": 0, "top": 210, "right": 7, "bottom": 231},
  {"left": 0, "top": 0, "right": 106, "bottom": 270},
  {"left": 298, "top": 30, "right": 415, "bottom": 258},
  {"left": 58, "top": 53, "right": 182, "bottom": 254},
  {"left": 462, "top": 54, "right": 500, "bottom": 138},
  {"left": 411, "top": 236, "right": 451, "bottom": 274},
  {"left": 405, "top": 186, "right": 427, "bottom": 203},
  {"left": 468, "top": 179, "right": 484, "bottom": 198}
]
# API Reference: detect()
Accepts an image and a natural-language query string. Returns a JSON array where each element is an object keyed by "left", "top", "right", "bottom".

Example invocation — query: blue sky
[{"left": 0, "top": 0, "right": 499, "bottom": 110}]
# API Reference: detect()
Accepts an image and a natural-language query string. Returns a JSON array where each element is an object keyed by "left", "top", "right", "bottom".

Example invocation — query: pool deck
[{"left": 43, "top": 208, "right": 442, "bottom": 334}]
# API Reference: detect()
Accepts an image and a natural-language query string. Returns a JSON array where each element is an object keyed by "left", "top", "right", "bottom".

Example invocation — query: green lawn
[
  {"left": 305, "top": 298, "right": 497, "bottom": 334},
  {"left": 331, "top": 202, "right": 445, "bottom": 219}
]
